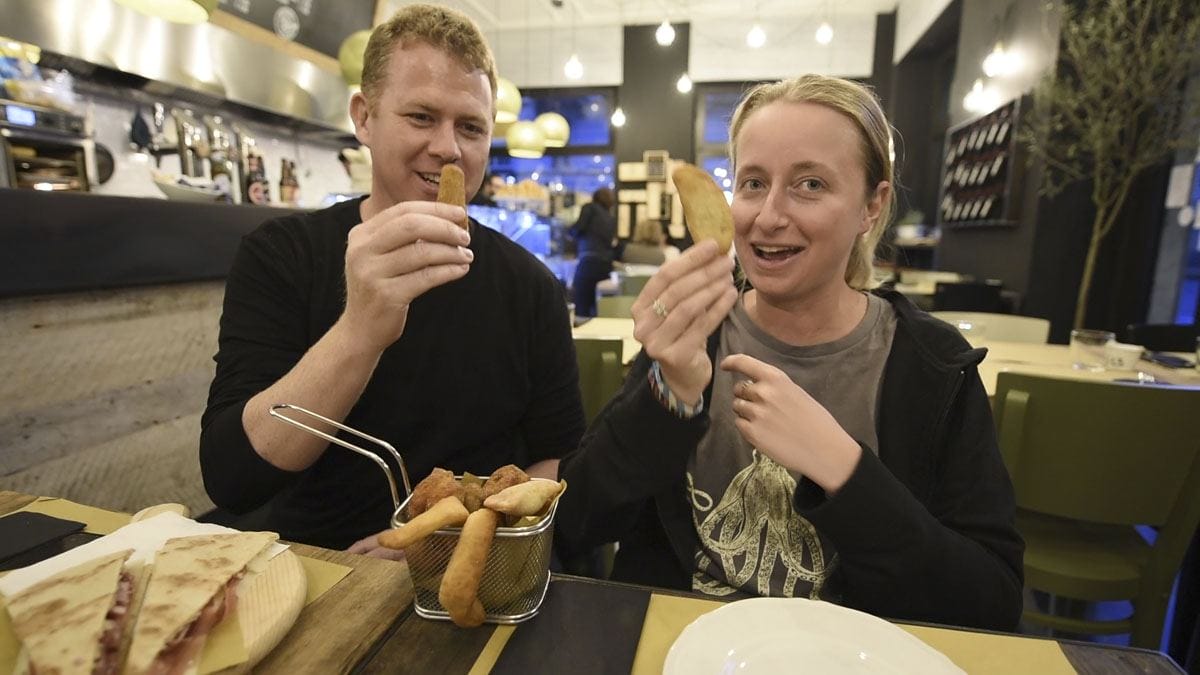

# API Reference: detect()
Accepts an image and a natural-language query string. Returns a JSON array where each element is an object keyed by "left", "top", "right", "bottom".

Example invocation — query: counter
[{"left": 0, "top": 188, "right": 306, "bottom": 297}]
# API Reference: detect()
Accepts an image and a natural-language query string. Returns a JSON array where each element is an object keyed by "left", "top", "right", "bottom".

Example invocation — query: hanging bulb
[
  {"left": 564, "top": 54, "right": 583, "bottom": 80},
  {"left": 611, "top": 107, "right": 626, "bottom": 128},
  {"left": 655, "top": 20, "right": 675, "bottom": 46},
  {"left": 676, "top": 73, "right": 693, "bottom": 94},
  {"left": 746, "top": 25, "right": 767, "bottom": 49},
  {"left": 815, "top": 22, "right": 833, "bottom": 45}
]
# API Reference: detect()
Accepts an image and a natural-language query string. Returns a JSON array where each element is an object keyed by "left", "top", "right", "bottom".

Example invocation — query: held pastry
[
  {"left": 672, "top": 162, "right": 734, "bottom": 254},
  {"left": 436, "top": 164, "right": 469, "bottom": 230},
  {"left": 378, "top": 495, "right": 470, "bottom": 550},
  {"left": 482, "top": 479, "right": 566, "bottom": 518}
]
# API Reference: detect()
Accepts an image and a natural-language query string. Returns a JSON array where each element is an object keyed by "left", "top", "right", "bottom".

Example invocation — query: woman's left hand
[{"left": 720, "top": 354, "right": 863, "bottom": 495}]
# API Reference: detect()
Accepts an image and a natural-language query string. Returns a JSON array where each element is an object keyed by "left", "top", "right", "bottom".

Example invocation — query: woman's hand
[
  {"left": 632, "top": 240, "right": 737, "bottom": 405},
  {"left": 346, "top": 531, "right": 407, "bottom": 561},
  {"left": 340, "top": 201, "right": 474, "bottom": 354},
  {"left": 721, "top": 354, "right": 862, "bottom": 494}
]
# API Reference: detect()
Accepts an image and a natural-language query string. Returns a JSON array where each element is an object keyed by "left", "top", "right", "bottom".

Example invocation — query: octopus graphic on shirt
[{"left": 690, "top": 449, "right": 836, "bottom": 598}]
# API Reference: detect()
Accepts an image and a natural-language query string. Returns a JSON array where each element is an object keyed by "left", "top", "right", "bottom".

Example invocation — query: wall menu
[
  {"left": 217, "top": 0, "right": 375, "bottom": 58},
  {"left": 937, "top": 97, "right": 1023, "bottom": 228}
]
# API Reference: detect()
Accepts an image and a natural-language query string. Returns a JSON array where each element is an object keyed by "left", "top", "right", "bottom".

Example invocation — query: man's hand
[
  {"left": 631, "top": 240, "right": 737, "bottom": 406},
  {"left": 347, "top": 531, "right": 408, "bottom": 561},
  {"left": 721, "top": 354, "right": 862, "bottom": 495},
  {"left": 341, "top": 201, "right": 475, "bottom": 353}
]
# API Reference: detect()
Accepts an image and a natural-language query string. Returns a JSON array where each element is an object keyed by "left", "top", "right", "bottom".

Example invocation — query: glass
[{"left": 1069, "top": 329, "right": 1115, "bottom": 371}]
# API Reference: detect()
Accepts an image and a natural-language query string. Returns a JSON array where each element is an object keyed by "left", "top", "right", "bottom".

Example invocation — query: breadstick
[
  {"left": 378, "top": 496, "right": 468, "bottom": 550},
  {"left": 672, "top": 162, "right": 734, "bottom": 253},
  {"left": 482, "top": 479, "right": 566, "bottom": 517},
  {"left": 439, "top": 507, "right": 500, "bottom": 627},
  {"left": 436, "top": 164, "right": 468, "bottom": 230}
]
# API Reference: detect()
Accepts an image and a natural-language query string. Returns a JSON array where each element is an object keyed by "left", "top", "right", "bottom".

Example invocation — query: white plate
[{"left": 664, "top": 598, "right": 965, "bottom": 675}]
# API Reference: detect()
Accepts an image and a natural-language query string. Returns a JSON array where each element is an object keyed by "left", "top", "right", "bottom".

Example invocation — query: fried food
[
  {"left": 462, "top": 482, "right": 485, "bottom": 513},
  {"left": 438, "top": 507, "right": 501, "bottom": 627},
  {"left": 672, "top": 162, "right": 734, "bottom": 253},
  {"left": 436, "top": 164, "right": 468, "bottom": 230},
  {"left": 483, "top": 479, "right": 566, "bottom": 517},
  {"left": 482, "top": 464, "right": 529, "bottom": 500},
  {"left": 378, "top": 496, "right": 469, "bottom": 550},
  {"left": 408, "top": 468, "right": 463, "bottom": 517}
]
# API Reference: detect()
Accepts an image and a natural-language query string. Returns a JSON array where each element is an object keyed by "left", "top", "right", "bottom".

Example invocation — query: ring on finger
[
  {"left": 737, "top": 379, "right": 755, "bottom": 398},
  {"left": 651, "top": 298, "right": 670, "bottom": 318}
]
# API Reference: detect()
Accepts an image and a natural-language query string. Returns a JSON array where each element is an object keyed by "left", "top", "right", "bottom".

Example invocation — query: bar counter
[{"left": 0, "top": 188, "right": 306, "bottom": 297}]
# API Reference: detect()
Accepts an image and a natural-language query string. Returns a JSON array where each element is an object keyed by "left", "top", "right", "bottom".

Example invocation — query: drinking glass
[{"left": 1069, "top": 329, "right": 1115, "bottom": 371}]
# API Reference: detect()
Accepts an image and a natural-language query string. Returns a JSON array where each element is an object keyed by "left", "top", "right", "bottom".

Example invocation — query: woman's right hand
[{"left": 631, "top": 240, "right": 737, "bottom": 406}]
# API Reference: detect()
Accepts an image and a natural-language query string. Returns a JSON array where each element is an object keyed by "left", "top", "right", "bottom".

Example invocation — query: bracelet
[{"left": 648, "top": 361, "right": 705, "bottom": 419}]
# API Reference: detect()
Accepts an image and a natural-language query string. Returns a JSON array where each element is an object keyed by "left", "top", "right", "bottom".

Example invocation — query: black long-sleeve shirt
[{"left": 200, "top": 197, "right": 585, "bottom": 549}]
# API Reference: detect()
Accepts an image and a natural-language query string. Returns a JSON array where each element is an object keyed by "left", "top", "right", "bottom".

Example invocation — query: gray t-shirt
[{"left": 688, "top": 293, "right": 897, "bottom": 599}]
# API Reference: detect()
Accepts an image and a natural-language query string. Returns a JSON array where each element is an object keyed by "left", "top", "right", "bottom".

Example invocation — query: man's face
[{"left": 350, "top": 42, "right": 493, "bottom": 208}]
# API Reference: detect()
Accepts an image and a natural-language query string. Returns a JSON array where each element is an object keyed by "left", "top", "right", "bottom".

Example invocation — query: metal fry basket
[{"left": 270, "top": 403, "right": 556, "bottom": 624}]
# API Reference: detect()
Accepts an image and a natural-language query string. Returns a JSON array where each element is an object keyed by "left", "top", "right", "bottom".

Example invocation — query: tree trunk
[{"left": 1073, "top": 223, "right": 1105, "bottom": 330}]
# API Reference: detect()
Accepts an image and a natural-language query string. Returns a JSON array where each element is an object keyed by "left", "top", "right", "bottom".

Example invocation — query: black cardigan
[{"left": 555, "top": 289, "right": 1024, "bottom": 631}]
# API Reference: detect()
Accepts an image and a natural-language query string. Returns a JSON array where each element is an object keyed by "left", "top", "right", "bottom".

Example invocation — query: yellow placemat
[
  {"left": 299, "top": 554, "right": 352, "bottom": 605},
  {"left": 901, "top": 624, "right": 1077, "bottom": 675},
  {"left": 631, "top": 593, "right": 725, "bottom": 674},
  {"left": 468, "top": 625, "right": 517, "bottom": 675}
]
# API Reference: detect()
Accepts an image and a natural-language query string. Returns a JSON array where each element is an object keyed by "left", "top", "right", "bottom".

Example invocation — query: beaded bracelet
[{"left": 648, "top": 360, "right": 705, "bottom": 419}]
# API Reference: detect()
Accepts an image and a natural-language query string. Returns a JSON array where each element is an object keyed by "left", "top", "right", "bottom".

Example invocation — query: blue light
[{"left": 6, "top": 104, "right": 35, "bottom": 127}]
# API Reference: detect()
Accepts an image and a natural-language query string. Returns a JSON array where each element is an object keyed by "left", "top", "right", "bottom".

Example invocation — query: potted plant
[{"left": 1021, "top": 0, "right": 1200, "bottom": 329}]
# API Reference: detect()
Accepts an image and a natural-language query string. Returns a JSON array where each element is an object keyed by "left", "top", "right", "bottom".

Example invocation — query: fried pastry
[
  {"left": 436, "top": 164, "right": 469, "bottom": 230},
  {"left": 672, "top": 162, "right": 734, "bottom": 253},
  {"left": 378, "top": 495, "right": 469, "bottom": 550},
  {"left": 408, "top": 468, "right": 463, "bottom": 517},
  {"left": 481, "top": 464, "right": 529, "bottom": 499}
]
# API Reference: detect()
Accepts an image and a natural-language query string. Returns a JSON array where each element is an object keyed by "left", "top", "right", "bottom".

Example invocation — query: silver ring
[{"left": 652, "top": 298, "right": 669, "bottom": 318}]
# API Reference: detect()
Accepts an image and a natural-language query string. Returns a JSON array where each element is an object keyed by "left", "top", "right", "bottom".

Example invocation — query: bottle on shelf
[
  {"left": 279, "top": 158, "right": 300, "bottom": 206},
  {"left": 244, "top": 152, "right": 270, "bottom": 205}
]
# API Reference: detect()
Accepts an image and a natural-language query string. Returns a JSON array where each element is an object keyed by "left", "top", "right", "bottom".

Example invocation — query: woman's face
[{"left": 730, "top": 100, "right": 886, "bottom": 308}]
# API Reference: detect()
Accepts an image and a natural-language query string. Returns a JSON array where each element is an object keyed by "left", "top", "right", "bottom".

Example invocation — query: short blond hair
[
  {"left": 361, "top": 4, "right": 498, "bottom": 108},
  {"left": 728, "top": 75, "right": 895, "bottom": 290}
]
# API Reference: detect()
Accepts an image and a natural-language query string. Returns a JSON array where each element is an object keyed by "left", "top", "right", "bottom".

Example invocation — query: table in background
[
  {"left": 572, "top": 317, "right": 639, "bottom": 365},
  {"left": 974, "top": 340, "right": 1200, "bottom": 397}
]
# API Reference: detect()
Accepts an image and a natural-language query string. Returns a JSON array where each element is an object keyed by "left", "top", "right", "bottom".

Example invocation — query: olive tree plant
[{"left": 1021, "top": 0, "right": 1200, "bottom": 329}]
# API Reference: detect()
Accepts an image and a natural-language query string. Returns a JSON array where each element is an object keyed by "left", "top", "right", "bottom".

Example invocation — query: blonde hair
[
  {"left": 728, "top": 75, "right": 896, "bottom": 290},
  {"left": 361, "top": 4, "right": 498, "bottom": 108},
  {"left": 632, "top": 219, "right": 666, "bottom": 246}
]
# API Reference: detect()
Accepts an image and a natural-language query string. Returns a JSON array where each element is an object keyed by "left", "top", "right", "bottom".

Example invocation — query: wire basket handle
[{"left": 268, "top": 403, "right": 412, "bottom": 511}]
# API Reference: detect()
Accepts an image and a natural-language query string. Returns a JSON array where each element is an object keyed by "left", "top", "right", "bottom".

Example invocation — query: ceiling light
[
  {"left": 534, "top": 112, "right": 570, "bottom": 148},
  {"left": 506, "top": 121, "right": 546, "bottom": 158},
  {"left": 676, "top": 74, "right": 693, "bottom": 94},
  {"left": 337, "top": 30, "right": 371, "bottom": 85},
  {"left": 114, "top": 0, "right": 215, "bottom": 24},
  {"left": 815, "top": 22, "right": 833, "bottom": 45},
  {"left": 495, "top": 77, "right": 522, "bottom": 124},
  {"left": 610, "top": 107, "right": 626, "bottom": 128},
  {"left": 656, "top": 20, "right": 676, "bottom": 46},
  {"left": 746, "top": 25, "right": 767, "bottom": 49},
  {"left": 564, "top": 54, "right": 584, "bottom": 80}
]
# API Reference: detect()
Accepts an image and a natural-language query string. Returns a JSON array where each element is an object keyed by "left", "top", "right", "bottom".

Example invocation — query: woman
[
  {"left": 570, "top": 187, "right": 618, "bottom": 317},
  {"left": 621, "top": 219, "right": 681, "bottom": 266},
  {"left": 556, "top": 75, "right": 1024, "bottom": 631}
]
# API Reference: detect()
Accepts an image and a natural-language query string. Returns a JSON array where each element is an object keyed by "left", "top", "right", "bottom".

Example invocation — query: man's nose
[{"left": 428, "top": 122, "right": 462, "bottom": 162}]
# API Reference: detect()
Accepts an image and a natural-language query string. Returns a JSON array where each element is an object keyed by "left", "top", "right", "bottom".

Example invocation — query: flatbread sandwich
[
  {"left": 123, "top": 532, "right": 277, "bottom": 675},
  {"left": 5, "top": 549, "right": 140, "bottom": 675}
]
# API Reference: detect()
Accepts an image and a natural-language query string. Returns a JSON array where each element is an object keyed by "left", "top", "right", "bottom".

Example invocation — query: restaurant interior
[{"left": 1, "top": 0, "right": 1199, "bottom": 673}]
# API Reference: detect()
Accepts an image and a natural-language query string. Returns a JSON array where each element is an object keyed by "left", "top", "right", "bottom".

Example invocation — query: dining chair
[
  {"left": 596, "top": 295, "right": 638, "bottom": 319},
  {"left": 1121, "top": 323, "right": 1199, "bottom": 353},
  {"left": 619, "top": 274, "right": 653, "bottom": 296},
  {"left": 931, "top": 311, "right": 1050, "bottom": 343},
  {"left": 932, "top": 280, "right": 1004, "bottom": 313},
  {"left": 992, "top": 372, "right": 1200, "bottom": 649},
  {"left": 573, "top": 337, "right": 624, "bottom": 425}
]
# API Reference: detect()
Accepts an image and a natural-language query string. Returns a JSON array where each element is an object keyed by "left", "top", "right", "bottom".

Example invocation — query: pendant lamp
[
  {"left": 114, "top": 0, "right": 217, "bottom": 24},
  {"left": 338, "top": 30, "right": 372, "bottom": 86},
  {"left": 534, "top": 112, "right": 570, "bottom": 148},
  {"left": 506, "top": 121, "right": 546, "bottom": 159},
  {"left": 495, "top": 77, "right": 522, "bottom": 124}
]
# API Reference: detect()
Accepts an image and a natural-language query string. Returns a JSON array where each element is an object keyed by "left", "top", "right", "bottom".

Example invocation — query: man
[
  {"left": 199, "top": 5, "right": 584, "bottom": 557},
  {"left": 470, "top": 172, "right": 504, "bottom": 207}
]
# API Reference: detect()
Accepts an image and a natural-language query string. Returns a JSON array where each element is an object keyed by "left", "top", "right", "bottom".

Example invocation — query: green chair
[
  {"left": 573, "top": 337, "right": 624, "bottom": 425},
  {"left": 993, "top": 372, "right": 1200, "bottom": 648},
  {"left": 596, "top": 295, "right": 638, "bottom": 319},
  {"left": 619, "top": 274, "right": 653, "bottom": 296}
]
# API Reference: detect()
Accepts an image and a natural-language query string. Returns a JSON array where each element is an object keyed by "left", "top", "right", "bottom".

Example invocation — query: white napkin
[{"left": 0, "top": 512, "right": 287, "bottom": 598}]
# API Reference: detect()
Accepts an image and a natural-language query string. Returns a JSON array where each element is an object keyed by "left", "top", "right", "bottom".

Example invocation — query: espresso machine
[{"left": 204, "top": 114, "right": 243, "bottom": 204}]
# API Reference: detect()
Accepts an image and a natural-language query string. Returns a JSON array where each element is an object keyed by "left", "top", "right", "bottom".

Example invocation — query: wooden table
[
  {"left": 975, "top": 340, "right": 1200, "bottom": 397},
  {"left": 0, "top": 491, "right": 412, "bottom": 675}
]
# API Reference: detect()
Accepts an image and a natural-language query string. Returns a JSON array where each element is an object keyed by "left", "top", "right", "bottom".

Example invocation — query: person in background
[
  {"left": 570, "top": 187, "right": 617, "bottom": 317},
  {"left": 621, "top": 219, "right": 681, "bottom": 266},
  {"left": 555, "top": 74, "right": 1023, "bottom": 631},
  {"left": 200, "top": 4, "right": 584, "bottom": 557},
  {"left": 470, "top": 172, "right": 504, "bottom": 207}
]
